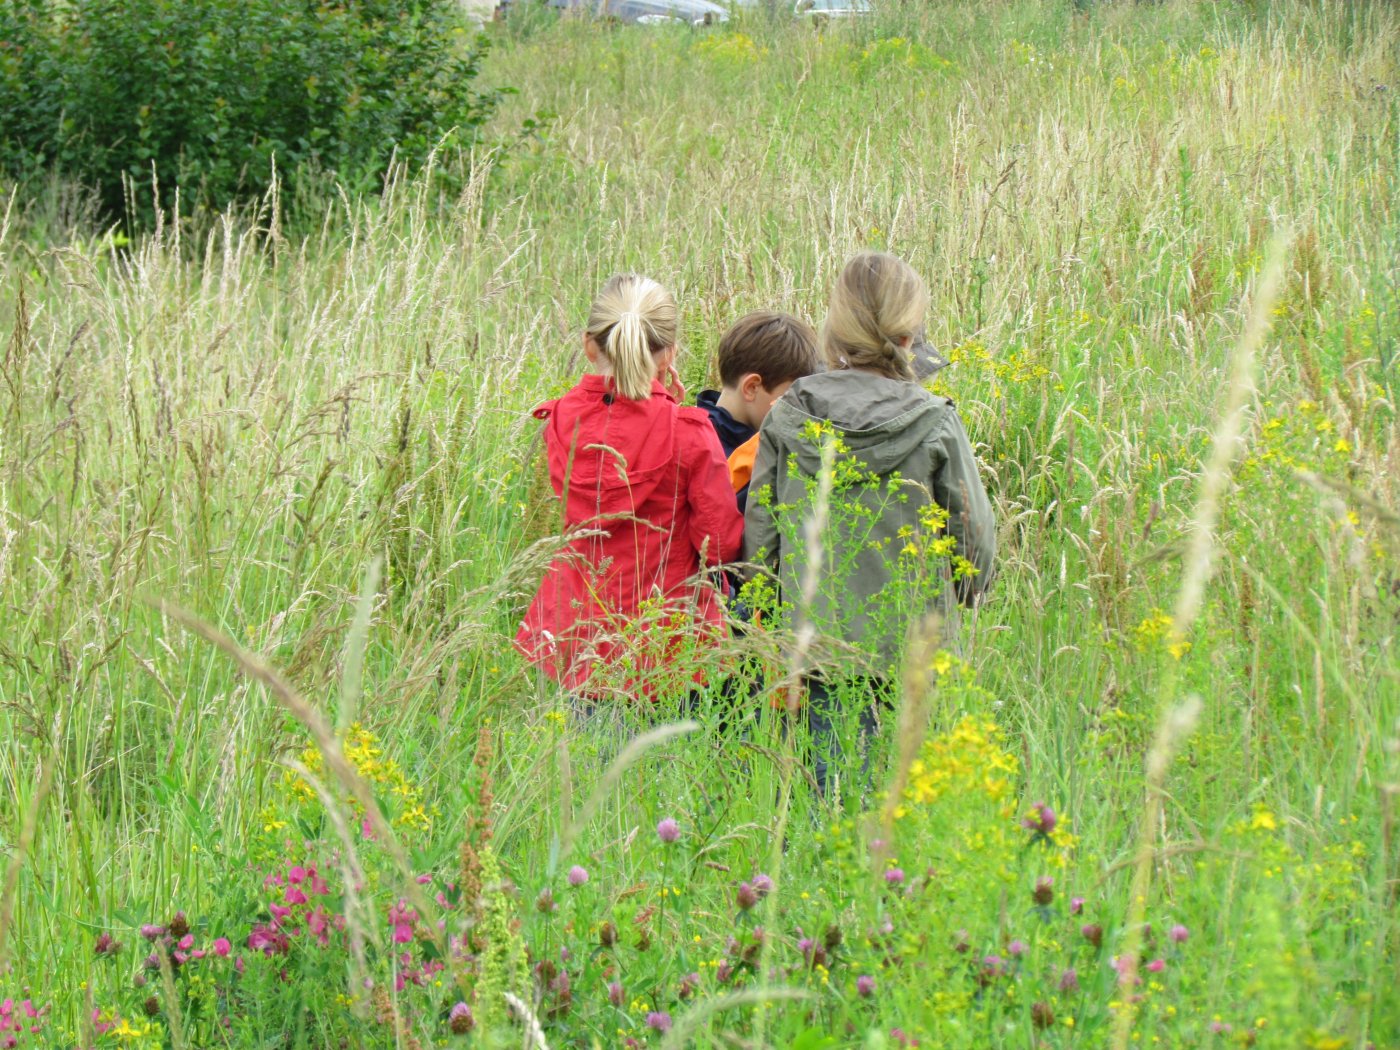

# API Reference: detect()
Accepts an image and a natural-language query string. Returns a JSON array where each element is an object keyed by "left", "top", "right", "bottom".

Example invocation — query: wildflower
[
  {"left": 1145, "top": 958, "right": 1166, "bottom": 973},
  {"left": 536, "top": 889, "right": 556, "bottom": 913},
  {"left": 607, "top": 981, "right": 624, "bottom": 1007},
  {"left": 1059, "top": 968, "right": 1079, "bottom": 993},
  {"left": 716, "top": 960, "right": 734, "bottom": 983},
  {"left": 388, "top": 900, "right": 417, "bottom": 944},
  {"left": 212, "top": 938, "right": 232, "bottom": 957},
  {"left": 248, "top": 924, "right": 290, "bottom": 956},
  {"left": 139, "top": 924, "right": 166, "bottom": 942},
  {"left": 1007, "top": 940, "right": 1028, "bottom": 958},
  {"left": 1023, "top": 802, "right": 1057, "bottom": 836},
  {"left": 656, "top": 818, "right": 681, "bottom": 843},
  {"left": 1081, "top": 923, "right": 1104, "bottom": 948},
  {"left": 752, "top": 873, "right": 774, "bottom": 898},
  {"left": 169, "top": 912, "right": 190, "bottom": 938},
  {"left": 1070, "top": 896, "right": 1085, "bottom": 915},
  {"left": 646, "top": 1011, "right": 673, "bottom": 1033},
  {"left": 1032, "top": 1001, "right": 1055, "bottom": 1029},
  {"left": 449, "top": 1001, "right": 474, "bottom": 1034},
  {"left": 1169, "top": 924, "right": 1189, "bottom": 944},
  {"left": 1033, "top": 876, "right": 1054, "bottom": 905},
  {"left": 678, "top": 972, "right": 701, "bottom": 1000},
  {"left": 598, "top": 921, "right": 618, "bottom": 948},
  {"left": 857, "top": 975, "right": 875, "bottom": 997},
  {"left": 567, "top": 865, "right": 589, "bottom": 887},
  {"left": 94, "top": 932, "right": 121, "bottom": 956},
  {"left": 884, "top": 868, "right": 906, "bottom": 887},
  {"left": 736, "top": 882, "right": 759, "bottom": 910}
]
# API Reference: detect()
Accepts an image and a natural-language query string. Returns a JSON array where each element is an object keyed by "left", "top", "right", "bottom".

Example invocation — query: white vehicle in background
[
  {"left": 523, "top": 0, "right": 730, "bottom": 25},
  {"left": 793, "top": 0, "right": 871, "bottom": 25}
]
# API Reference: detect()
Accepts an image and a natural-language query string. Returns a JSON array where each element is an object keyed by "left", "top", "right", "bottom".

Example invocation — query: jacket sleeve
[
  {"left": 682, "top": 416, "right": 745, "bottom": 566},
  {"left": 932, "top": 408, "right": 997, "bottom": 606},
  {"left": 740, "top": 428, "right": 782, "bottom": 580}
]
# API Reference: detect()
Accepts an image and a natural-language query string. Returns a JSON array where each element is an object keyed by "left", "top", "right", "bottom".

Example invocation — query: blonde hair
[
  {"left": 586, "top": 274, "right": 679, "bottom": 400},
  {"left": 820, "top": 252, "right": 929, "bottom": 381}
]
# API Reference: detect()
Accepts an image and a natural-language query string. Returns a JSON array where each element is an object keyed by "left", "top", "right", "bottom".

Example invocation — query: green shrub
[{"left": 0, "top": 0, "right": 506, "bottom": 224}]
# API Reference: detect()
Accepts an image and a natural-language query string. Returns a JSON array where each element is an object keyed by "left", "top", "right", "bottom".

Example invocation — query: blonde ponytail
[
  {"left": 586, "top": 275, "right": 679, "bottom": 400},
  {"left": 820, "top": 252, "right": 928, "bottom": 381}
]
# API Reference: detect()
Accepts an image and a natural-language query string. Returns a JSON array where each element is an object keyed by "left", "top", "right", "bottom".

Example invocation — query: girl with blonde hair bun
[
  {"left": 743, "top": 252, "right": 997, "bottom": 797},
  {"left": 517, "top": 275, "right": 743, "bottom": 703}
]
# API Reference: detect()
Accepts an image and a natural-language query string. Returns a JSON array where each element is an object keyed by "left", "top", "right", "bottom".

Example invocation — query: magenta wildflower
[
  {"left": 1169, "top": 923, "right": 1189, "bottom": 944},
  {"left": 736, "top": 882, "right": 758, "bottom": 910},
  {"left": 248, "top": 924, "right": 290, "bottom": 956},
  {"left": 567, "top": 865, "right": 589, "bottom": 887},
  {"left": 388, "top": 900, "right": 417, "bottom": 944},
  {"left": 212, "top": 938, "right": 231, "bottom": 957},
  {"left": 1022, "top": 802, "right": 1057, "bottom": 836},
  {"left": 1058, "top": 967, "right": 1079, "bottom": 993},
  {"left": 646, "top": 1011, "right": 673, "bottom": 1033},
  {"left": 884, "top": 868, "right": 905, "bottom": 887},
  {"left": 857, "top": 974, "right": 875, "bottom": 997},
  {"left": 1081, "top": 923, "right": 1104, "bottom": 948},
  {"left": 1070, "top": 896, "right": 1085, "bottom": 915},
  {"left": 656, "top": 818, "right": 681, "bottom": 843},
  {"left": 94, "top": 932, "right": 121, "bottom": 956},
  {"left": 1210, "top": 1021, "right": 1233, "bottom": 1034},
  {"left": 607, "top": 981, "right": 624, "bottom": 1007},
  {"left": 678, "top": 972, "right": 701, "bottom": 1000},
  {"left": 139, "top": 924, "right": 165, "bottom": 942},
  {"left": 448, "top": 1001, "right": 474, "bottom": 1035},
  {"left": 752, "top": 873, "right": 774, "bottom": 898},
  {"left": 1007, "top": 939, "right": 1028, "bottom": 957},
  {"left": 1145, "top": 958, "right": 1166, "bottom": 973},
  {"left": 1033, "top": 876, "right": 1054, "bottom": 905}
]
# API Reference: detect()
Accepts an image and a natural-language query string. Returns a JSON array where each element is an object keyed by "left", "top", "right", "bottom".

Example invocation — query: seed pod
[
  {"left": 823, "top": 923, "right": 843, "bottom": 952},
  {"left": 1031, "top": 1001, "right": 1055, "bottom": 1029}
]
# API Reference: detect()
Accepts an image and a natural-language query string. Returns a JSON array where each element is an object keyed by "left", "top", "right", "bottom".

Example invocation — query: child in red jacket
[{"left": 516, "top": 275, "right": 744, "bottom": 701}]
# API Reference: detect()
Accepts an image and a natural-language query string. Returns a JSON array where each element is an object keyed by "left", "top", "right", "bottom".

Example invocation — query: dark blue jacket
[{"left": 695, "top": 390, "right": 756, "bottom": 458}]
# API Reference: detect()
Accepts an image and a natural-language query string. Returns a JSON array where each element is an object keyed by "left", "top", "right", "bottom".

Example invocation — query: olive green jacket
[{"left": 741, "top": 370, "right": 996, "bottom": 670}]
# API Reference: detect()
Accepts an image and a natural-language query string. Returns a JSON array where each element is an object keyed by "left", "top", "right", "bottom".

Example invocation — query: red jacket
[{"left": 516, "top": 375, "right": 744, "bottom": 696}]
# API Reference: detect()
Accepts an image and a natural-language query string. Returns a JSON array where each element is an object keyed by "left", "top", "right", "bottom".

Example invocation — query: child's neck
[{"left": 715, "top": 389, "right": 753, "bottom": 430}]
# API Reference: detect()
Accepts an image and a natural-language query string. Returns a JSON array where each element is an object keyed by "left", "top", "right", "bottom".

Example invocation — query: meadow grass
[{"left": 0, "top": 0, "right": 1396, "bottom": 1046}]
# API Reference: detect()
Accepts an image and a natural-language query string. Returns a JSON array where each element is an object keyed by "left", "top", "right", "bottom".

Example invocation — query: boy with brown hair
[{"left": 696, "top": 310, "right": 821, "bottom": 509}]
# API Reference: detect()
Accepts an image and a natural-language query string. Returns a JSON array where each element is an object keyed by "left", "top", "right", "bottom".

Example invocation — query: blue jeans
[{"left": 802, "top": 676, "right": 892, "bottom": 800}]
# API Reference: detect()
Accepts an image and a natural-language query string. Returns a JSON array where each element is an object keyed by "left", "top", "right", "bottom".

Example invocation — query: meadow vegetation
[{"left": 0, "top": 1, "right": 1397, "bottom": 1047}]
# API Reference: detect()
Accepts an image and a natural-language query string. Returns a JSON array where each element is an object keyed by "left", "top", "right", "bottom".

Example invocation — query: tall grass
[{"left": 0, "top": 0, "right": 1396, "bottom": 1045}]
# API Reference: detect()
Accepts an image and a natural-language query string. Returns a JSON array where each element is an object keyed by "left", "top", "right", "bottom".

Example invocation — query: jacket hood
[
  {"left": 762, "top": 370, "right": 947, "bottom": 475},
  {"left": 538, "top": 376, "right": 680, "bottom": 517}
]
